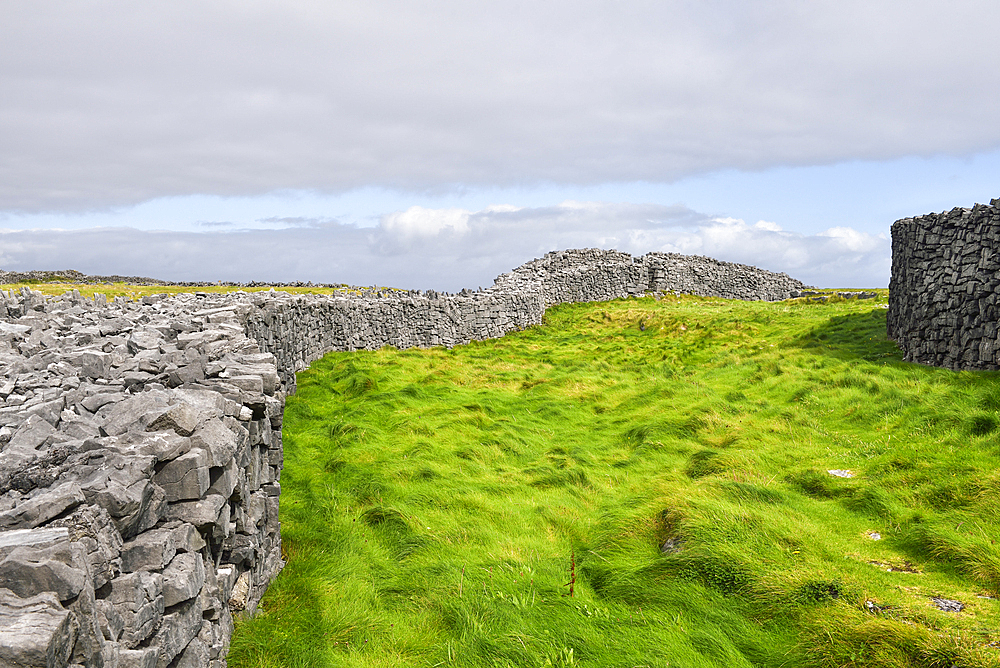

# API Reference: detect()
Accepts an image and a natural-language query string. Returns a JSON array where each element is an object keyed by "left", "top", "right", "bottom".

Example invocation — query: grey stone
[
  {"left": 0, "top": 588, "right": 76, "bottom": 668},
  {"left": 105, "top": 431, "right": 191, "bottom": 463},
  {"left": 165, "top": 494, "right": 227, "bottom": 529},
  {"left": 190, "top": 419, "right": 237, "bottom": 468},
  {"left": 120, "top": 528, "right": 176, "bottom": 573},
  {"left": 207, "top": 458, "right": 238, "bottom": 500},
  {"left": 169, "top": 522, "right": 207, "bottom": 554},
  {"left": 0, "top": 527, "right": 70, "bottom": 552},
  {"left": 109, "top": 570, "right": 163, "bottom": 647},
  {"left": 118, "top": 647, "right": 158, "bottom": 668},
  {"left": 96, "top": 598, "right": 124, "bottom": 641},
  {"left": 68, "top": 350, "right": 112, "bottom": 380},
  {"left": 153, "top": 448, "right": 209, "bottom": 503},
  {"left": 161, "top": 552, "right": 206, "bottom": 607},
  {"left": 47, "top": 505, "right": 123, "bottom": 590},
  {"left": 126, "top": 328, "right": 164, "bottom": 355},
  {"left": 6, "top": 414, "right": 58, "bottom": 451},
  {"left": 145, "top": 403, "right": 199, "bottom": 437},
  {"left": 0, "top": 540, "right": 88, "bottom": 601},
  {"left": 932, "top": 597, "right": 964, "bottom": 612},
  {"left": 151, "top": 596, "right": 202, "bottom": 668},
  {"left": 98, "top": 392, "right": 171, "bottom": 437},
  {"left": 80, "top": 391, "right": 121, "bottom": 413},
  {"left": 65, "top": 559, "right": 104, "bottom": 668},
  {"left": 174, "top": 636, "right": 209, "bottom": 668},
  {"left": 0, "top": 482, "right": 86, "bottom": 530}
]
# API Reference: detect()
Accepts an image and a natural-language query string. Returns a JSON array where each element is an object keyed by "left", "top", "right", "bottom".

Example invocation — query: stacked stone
[
  {"left": 641, "top": 253, "right": 806, "bottom": 301},
  {"left": 888, "top": 199, "right": 1000, "bottom": 370},
  {"left": 490, "top": 249, "right": 646, "bottom": 305},
  {"left": 242, "top": 290, "right": 545, "bottom": 394},
  {"left": 490, "top": 248, "right": 807, "bottom": 305},
  {"left": 0, "top": 288, "right": 284, "bottom": 668}
]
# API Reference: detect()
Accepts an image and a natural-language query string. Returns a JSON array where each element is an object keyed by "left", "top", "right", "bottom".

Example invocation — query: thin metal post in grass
[{"left": 459, "top": 564, "right": 465, "bottom": 598}]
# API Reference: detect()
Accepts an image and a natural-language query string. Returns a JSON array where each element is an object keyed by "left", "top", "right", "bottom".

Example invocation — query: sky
[{"left": 3, "top": 1, "right": 1000, "bottom": 290}]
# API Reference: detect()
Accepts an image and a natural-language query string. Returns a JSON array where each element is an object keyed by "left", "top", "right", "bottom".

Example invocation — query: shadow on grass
[{"left": 793, "top": 309, "right": 904, "bottom": 363}]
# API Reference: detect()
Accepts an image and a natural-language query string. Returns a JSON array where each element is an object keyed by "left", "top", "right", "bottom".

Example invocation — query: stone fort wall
[
  {"left": 0, "top": 249, "right": 806, "bottom": 668},
  {"left": 888, "top": 199, "right": 1000, "bottom": 369}
]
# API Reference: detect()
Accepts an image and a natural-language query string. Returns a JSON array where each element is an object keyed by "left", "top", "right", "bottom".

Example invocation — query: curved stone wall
[
  {"left": 0, "top": 249, "right": 806, "bottom": 667},
  {"left": 888, "top": 199, "right": 1000, "bottom": 369}
]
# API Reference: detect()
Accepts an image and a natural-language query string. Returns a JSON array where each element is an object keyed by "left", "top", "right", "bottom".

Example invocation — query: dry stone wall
[
  {"left": 0, "top": 249, "right": 806, "bottom": 667},
  {"left": 888, "top": 199, "right": 1000, "bottom": 369},
  {"left": 0, "top": 290, "right": 284, "bottom": 668},
  {"left": 490, "top": 248, "right": 808, "bottom": 306}
]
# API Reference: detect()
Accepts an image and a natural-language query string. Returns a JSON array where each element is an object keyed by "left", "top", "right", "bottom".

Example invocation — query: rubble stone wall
[
  {"left": 888, "top": 199, "right": 1000, "bottom": 369},
  {"left": 0, "top": 249, "right": 807, "bottom": 667}
]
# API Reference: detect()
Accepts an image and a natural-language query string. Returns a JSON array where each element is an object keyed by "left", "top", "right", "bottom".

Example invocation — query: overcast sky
[{"left": 3, "top": 1, "right": 1000, "bottom": 289}]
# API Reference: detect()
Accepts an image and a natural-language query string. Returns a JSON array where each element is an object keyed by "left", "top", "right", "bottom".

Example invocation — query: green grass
[
  {"left": 0, "top": 282, "right": 395, "bottom": 300},
  {"left": 228, "top": 291, "right": 1000, "bottom": 668}
]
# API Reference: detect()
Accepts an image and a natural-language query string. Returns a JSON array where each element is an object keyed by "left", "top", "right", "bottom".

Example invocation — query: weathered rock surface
[{"left": 0, "top": 249, "right": 807, "bottom": 666}]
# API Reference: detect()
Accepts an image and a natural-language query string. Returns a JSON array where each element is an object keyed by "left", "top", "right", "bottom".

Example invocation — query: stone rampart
[
  {"left": 0, "top": 249, "right": 806, "bottom": 667},
  {"left": 888, "top": 199, "right": 1000, "bottom": 369}
]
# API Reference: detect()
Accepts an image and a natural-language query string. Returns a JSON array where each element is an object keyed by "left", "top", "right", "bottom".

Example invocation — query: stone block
[
  {"left": 165, "top": 494, "right": 227, "bottom": 530},
  {"left": 96, "top": 598, "right": 124, "bottom": 641},
  {"left": 0, "top": 482, "right": 85, "bottom": 530},
  {"left": 207, "top": 458, "right": 238, "bottom": 500},
  {"left": 47, "top": 505, "right": 123, "bottom": 590},
  {"left": 120, "top": 528, "right": 176, "bottom": 573},
  {"left": 174, "top": 637, "right": 209, "bottom": 668},
  {"left": 151, "top": 596, "right": 202, "bottom": 668},
  {"left": 109, "top": 570, "right": 163, "bottom": 647},
  {"left": 0, "top": 588, "right": 76, "bottom": 668},
  {"left": 0, "top": 540, "right": 88, "bottom": 601},
  {"left": 169, "top": 522, "right": 207, "bottom": 554},
  {"left": 161, "top": 552, "right": 206, "bottom": 607},
  {"left": 145, "top": 403, "right": 199, "bottom": 437},
  {"left": 119, "top": 647, "right": 158, "bottom": 668},
  {"left": 153, "top": 448, "right": 210, "bottom": 503},
  {"left": 191, "top": 419, "right": 237, "bottom": 467}
]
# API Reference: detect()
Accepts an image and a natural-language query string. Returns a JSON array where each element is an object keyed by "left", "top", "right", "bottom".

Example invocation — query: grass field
[{"left": 208, "top": 291, "right": 998, "bottom": 667}]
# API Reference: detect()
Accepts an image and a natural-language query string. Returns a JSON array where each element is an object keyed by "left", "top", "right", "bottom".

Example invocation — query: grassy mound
[{"left": 229, "top": 292, "right": 1000, "bottom": 667}]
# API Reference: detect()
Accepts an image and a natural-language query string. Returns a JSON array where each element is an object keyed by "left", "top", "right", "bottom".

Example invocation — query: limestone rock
[
  {"left": 0, "top": 481, "right": 85, "bottom": 530},
  {"left": 161, "top": 552, "right": 206, "bottom": 607},
  {"left": 0, "top": 540, "right": 88, "bottom": 601},
  {"left": 0, "top": 588, "right": 76, "bottom": 668}
]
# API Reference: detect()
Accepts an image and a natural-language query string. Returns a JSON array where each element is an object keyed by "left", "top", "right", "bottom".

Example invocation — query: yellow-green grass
[
  {"left": 0, "top": 282, "right": 399, "bottom": 300},
  {"left": 224, "top": 290, "right": 1000, "bottom": 667}
]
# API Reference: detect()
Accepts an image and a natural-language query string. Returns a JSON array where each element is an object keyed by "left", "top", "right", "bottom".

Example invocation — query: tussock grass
[{"left": 229, "top": 291, "right": 1000, "bottom": 667}]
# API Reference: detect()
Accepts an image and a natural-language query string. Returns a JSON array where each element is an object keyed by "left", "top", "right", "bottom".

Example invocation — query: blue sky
[{"left": 3, "top": 1, "right": 999, "bottom": 290}]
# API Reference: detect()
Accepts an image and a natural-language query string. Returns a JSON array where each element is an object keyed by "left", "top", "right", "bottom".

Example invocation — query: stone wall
[
  {"left": 490, "top": 248, "right": 807, "bottom": 306},
  {"left": 888, "top": 199, "right": 1000, "bottom": 369},
  {"left": 0, "top": 249, "right": 806, "bottom": 667},
  {"left": 242, "top": 290, "right": 545, "bottom": 395},
  {"left": 0, "top": 290, "right": 284, "bottom": 668}
]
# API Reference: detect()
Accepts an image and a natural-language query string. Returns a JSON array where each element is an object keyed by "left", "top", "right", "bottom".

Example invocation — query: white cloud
[
  {"left": 0, "top": 202, "right": 889, "bottom": 289},
  {"left": 382, "top": 206, "right": 471, "bottom": 237},
  {"left": 2, "top": 1, "right": 1000, "bottom": 213}
]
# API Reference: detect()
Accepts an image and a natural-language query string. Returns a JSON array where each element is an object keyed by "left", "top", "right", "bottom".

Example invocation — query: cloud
[
  {"left": 382, "top": 206, "right": 471, "bottom": 238},
  {"left": 254, "top": 216, "right": 337, "bottom": 229},
  {"left": 2, "top": 1, "right": 1000, "bottom": 213},
  {"left": 0, "top": 202, "right": 889, "bottom": 289}
]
